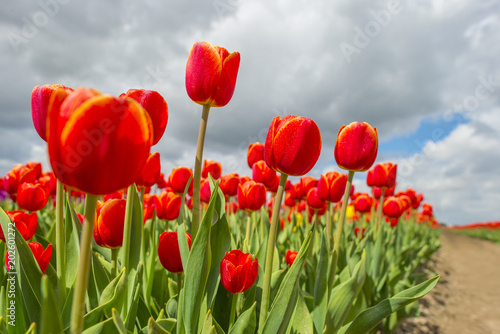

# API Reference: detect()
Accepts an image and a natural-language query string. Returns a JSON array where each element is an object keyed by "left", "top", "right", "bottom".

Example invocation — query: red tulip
[
  {"left": 354, "top": 226, "right": 366, "bottom": 238},
  {"left": 202, "top": 159, "right": 222, "bottom": 180},
  {"left": 264, "top": 115, "right": 322, "bottom": 176},
  {"left": 17, "top": 182, "right": 49, "bottom": 211},
  {"left": 317, "top": 171, "right": 347, "bottom": 203},
  {"left": 300, "top": 176, "right": 317, "bottom": 198},
  {"left": 289, "top": 183, "right": 303, "bottom": 201},
  {"left": 200, "top": 178, "right": 213, "bottom": 204},
  {"left": 383, "top": 196, "right": 404, "bottom": 219},
  {"left": 6, "top": 242, "right": 52, "bottom": 273},
  {"left": 307, "top": 188, "right": 325, "bottom": 210},
  {"left": 239, "top": 175, "right": 251, "bottom": 184},
  {"left": 284, "top": 192, "right": 296, "bottom": 207},
  {"left": 398, "top": 195, "right": 412, "bottom": 211},
  {"left": 252, "top": 160, "right": 276, "bottom": 190},
  {"left": 373, "top": 185, "right": 395, "bottom": 199},
  {"left": 368, "top": 163, "right": 397, "bottom": 189},
  {"left": 136, "top": 152, "right": 161, "bottom": 188},
  {"left": 38, "top": 172, "right": 57, "bottom": 196},
  {"left": 31, "top": 84, "right": 73, "bottom": 142},
  {"left": 25, "top": 162, "right": 43, "bottom": 178},
  {"left": 158, "top": 231, "right": 191, "bottom": 273},
  {"left": 168, "top": 167, "right": 193, "bottom": 194},
  {"left": 93, "top": 199, "right": 126, "bottom": 248},
  {"left": 285, "top": 250, "right": 298, "bottom": 266},
  {"left": 3, "top": 165, "right": 37, "bottom": 196},
  {"left": 247, "top": 142, "right": 265, "bottom": 168},
  {"left": 185, "top": 41, "right": 240, "bottom": 107},
  {"left": 156, "top": 173, "right": 168, "bottom": 189},
  {"left": 308, "top": 202, "right": 327, "bottom": 218},
  {"left": 104, "top": 190, "right": 124, "bottom": 202},
  {"left": 220, "top": 249, "right": 258, "bottom": 294},
  {"left": 267, "top": 174, "right": 281, "bottom": 193},
  {"left": 334, "top": 122, "right": 378, "bottom": 172},
  {"left": 47, "top": 87, "right": 153, "bottom": 195},
  {"left": 353, "top": 193, "right": 373, "bottom": 213},
  {"left": 237, "top": 180, "right": 266, "bottom": 212},
  {"left": 219, "top": 173, "right": 240, "bottom": 197},
  {"left": 143, "top": 194, "right": 163, "bottom": 222},
  {"left": 120, "top": 89, "right": 168, "bottom": 145},
  {"left": 159, "top": 191, "right": 182, "bottom": 220},
  {"left": 1, "top": 210, "right": 37, "bottom": 242}
]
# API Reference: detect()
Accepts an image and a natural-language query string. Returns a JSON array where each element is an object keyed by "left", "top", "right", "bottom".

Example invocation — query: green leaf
[
  {"left": 180, "top": 182, "right": 217, "bottom": 333},
  {"left": 40, "top": 275, "right": 64, "bottom": 334},
  {"left": 82, "top": 268, "right": 127, "bottom": 330},
  {"left": 339, "top": 275, "right": 440, "bottom": 334},
  {"left": 261, "top": 225, "right": 315, "bottom": 334},
  {"left": 292, "top": 291, "right": 314, "bottom": 334},
  {"left": 127, "top": 187, "right": 144, "bottom": 302},
  {"left": 324, "top": 250, "right": 367, "bottom": 333},
  {"left": 112, "top": 308, "right": 129, "bottom": 334},
  {"left": 229, "top": 302, "right": 257, "bottom": 334},
  {"left": 148, "top": 317, "right": 172, "bottom": 334},
  {"left": 311, "top": 231, "right": 329, "bottom": 334},
  {"left": 200, "top": 310, "right": 214, "bottom": 334},
  {"left": 177, "top": 175, "right": 194, "bottom": 272},
  {"left": 65, "top": 194, "right": 82, "bottom": 288},
  {"left": 81, "top": 318, "right": 116, "bottom": 334}
]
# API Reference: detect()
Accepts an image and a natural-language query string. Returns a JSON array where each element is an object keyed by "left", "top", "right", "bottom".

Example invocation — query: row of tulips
[{"left": 0, "top": 40, "right": 440, "bottom": 334}]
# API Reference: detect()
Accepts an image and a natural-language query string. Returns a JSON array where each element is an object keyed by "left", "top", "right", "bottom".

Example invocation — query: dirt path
[{"left": 396, "top": 228, "right": 500, "bottom": 334}]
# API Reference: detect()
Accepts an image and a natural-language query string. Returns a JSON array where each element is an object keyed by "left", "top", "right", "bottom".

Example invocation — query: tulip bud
[
  {"left": 334, "top": 122, "right": 378, "bottom": 172},
  {"left": 264, "top": 115, "right": 322, "bottom": 176},
  {"left": 6, "top": 242, "right": 52, "bottom": 273},
  {"left": 185, "top": 41, "right": 240, "bottom": 107},
  {"left": 247, "top": 142, "right": 264, "bottom": 168},
  {"left": 93, "top": 199, "right": 126, "bottom": 248},
  {"left": 219, "top": 173, "right": 240, "bottom": 197},
  {"left": 252, "top": 160, "right": 276, "bottom": 190},
  {"left": 285, "top": 250, "right": 298, "bottom": 266},
  {"left": 237, "top": 180, "right": 267, "bottom": 212},
  {"left": 383, "top": 196, "right": 404, "bottom": 219},
  {"left": 136, "top": 152, "right": 162, "bottom": 188},
  {"left": 306, "top": 188, "right": 325, "bottom": 210},
  {"left": 17, "top": 182, "right": 49, "bottom": 212},
  {"left": 1, "top": 211, "right": 37, "bottom": 242},
  {"left": 168, "top": 167, "right": 193, "bottom": 195},
  {"left": 158, "top": 231, "right": 191, "bottom": 273},
  {"left": 159, "top": 191, "right": 182, "bottom": 220},
  {"left": 31, "top": 84, "right": 73, "bottom": 142},
  {"left": 353, "top": 193, "right": 373, "bottom": 213},
  {"left": 202, "top": 159, "right": 222, "bottom": 180},
  {"left": 48, "top": 88, "right": 153, "bottom": 195},
  {"left": 120, "top": 89, "right": 168, "bottom": 145},
  {"left": 220, "top": 250, "right": 258, "bottom": 294},
  {"left": 317, "top": 171, "right": 347, "bottom": 203},
  {"left": 369, "top": 162, "right": 397, "bottom": 189}
]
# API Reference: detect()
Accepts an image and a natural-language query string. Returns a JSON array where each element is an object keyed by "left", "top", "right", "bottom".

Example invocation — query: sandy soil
[{"left": 396, "top": 228, "right": 500, "bottom": 334}]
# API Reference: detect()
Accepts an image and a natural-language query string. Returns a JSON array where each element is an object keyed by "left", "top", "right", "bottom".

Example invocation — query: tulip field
[{"left": 0, "top": 41, "right": 441, "bottom": 334}]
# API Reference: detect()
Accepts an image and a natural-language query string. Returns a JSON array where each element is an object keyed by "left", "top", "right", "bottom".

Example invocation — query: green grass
[{"left": 450, "top": 228, "right": 500, "bottom": 244}]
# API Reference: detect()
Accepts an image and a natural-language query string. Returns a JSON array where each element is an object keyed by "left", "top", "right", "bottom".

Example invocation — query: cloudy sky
[{"left": 1, "top": 0, "right": 499, "bottom": 225}]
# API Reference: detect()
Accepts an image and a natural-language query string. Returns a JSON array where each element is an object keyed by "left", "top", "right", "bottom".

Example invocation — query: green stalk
[
  {"left": 228, "top": 292, "right": 238, "bottom": 331},
  {"left": 328, "top": 170, "right": 354, "bottom": 298},
  {"left": 70, "top": 193, "right": 98, "bottom": 334},
  {"left": 244, "top": 213, "right": 252, "bottom": 253},
  {"left": 121, "top": 184, "right": 135, "bottom": 274},
  {"left": 110, "top": 248, "right": 119, "bottom": 280},
  {"left": 376, "top": 189, "right": 385, "bottom": 236},
  {"left": 258, "top": 173, "right": 288, "bottom": 330},
  {"left": 120, "top": 183, "right": 136, "bottom": 314},
  {"left": 55, "top": 179, "right": 66, "bottom": 304},
  {"left": 325, "top": 201, "right": 332, "bottom": 251},
  {"left": 191, "top": 104, "right": 211, "bottom": 238}
]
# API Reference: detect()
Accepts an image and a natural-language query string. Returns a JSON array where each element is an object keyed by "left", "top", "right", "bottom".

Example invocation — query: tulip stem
[
  {"left": 55, "top": 179, "right": 66, "bottom": 304},
  {"left": 228, "top": 292, "right": 238, "bottom": 331},
  {"left": 192, "top": 104, "right": 211, "bottom": 239},
  {"left": 328, "top": 170, "right": 354, "bottom": 299},
  {"left": 244, "top": 214, "right": 252, "bottom": 253},
  {"left": 110, "top": 248, "right": 119, "bottom": 280},
  {"left": 177, "top": 273, "right": 183, "bottom": 299},
  {"left": 258, "top": 173, "right": 288, "bottom": 330},
  {"left": 325, "top": 201, "right": 332, "bottom": 251},
  {"left": 122, "top": 184, "right": 135, "bottom": 275},
  {"left": 70, "top": 193, "right": 98, "bottom": 334},
  {"left": 376, "top": 190, "right": 385, "bottom": 236}
]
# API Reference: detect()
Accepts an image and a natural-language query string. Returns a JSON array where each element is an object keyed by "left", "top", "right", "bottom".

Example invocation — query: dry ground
[{"left": 396, "top": 228, "right": 500, "bottom": 333}]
